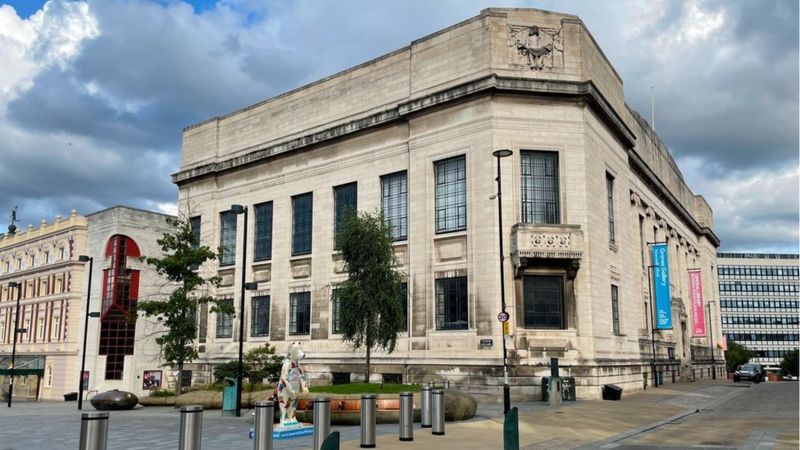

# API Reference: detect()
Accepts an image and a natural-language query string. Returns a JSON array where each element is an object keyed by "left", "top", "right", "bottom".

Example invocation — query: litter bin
[
  {"left": 540, "top": 377, "right": 550, "bottom": 401},
  {"left": 222, "top": 378, "right": 237, "bottom": 416},
  {"left": 602, "top": 384, "right": 622, "bottom": 401},
  {"left": 64, "top": 392, "right": 78, "bottom": 402}
]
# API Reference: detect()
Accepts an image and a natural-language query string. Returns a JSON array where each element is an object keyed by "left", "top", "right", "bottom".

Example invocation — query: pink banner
[{"left": 689, "top": 270, "right": 706, "bottom": 336}]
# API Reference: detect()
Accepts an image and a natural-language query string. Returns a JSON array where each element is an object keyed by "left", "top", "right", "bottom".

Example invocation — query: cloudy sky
[{"left": 0, "top": 0, "right": 797, "bottom": 252}]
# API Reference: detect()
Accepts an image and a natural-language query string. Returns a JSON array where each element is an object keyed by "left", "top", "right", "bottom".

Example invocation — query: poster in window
[
  {"left": 142, "top": 370, "right": 162, "bottom": 390},
  {"left": 81, "top": 371, "right": 90, "bottom": 390}
]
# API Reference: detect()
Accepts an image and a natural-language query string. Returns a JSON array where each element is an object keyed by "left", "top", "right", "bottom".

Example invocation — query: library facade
[{"left": 174, "top": 8, "right": 721, "bottom": 399}]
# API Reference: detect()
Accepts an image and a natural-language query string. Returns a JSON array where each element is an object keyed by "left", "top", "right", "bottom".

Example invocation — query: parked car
[{"left": 733, "top": 364, "right": 765, "bottom": 383}]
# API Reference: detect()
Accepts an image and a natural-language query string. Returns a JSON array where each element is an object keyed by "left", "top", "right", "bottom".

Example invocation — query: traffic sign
[{"left": 497, "top": 311, "right": 510, "bottom": 322}]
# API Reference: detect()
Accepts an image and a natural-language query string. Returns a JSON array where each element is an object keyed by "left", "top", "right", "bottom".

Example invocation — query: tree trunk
[
  {"left": 176, "top": 363, "right": 183, "bottom": 395},
  {"left": 365, "top": 345, "right": 371, "bottom": 384}
]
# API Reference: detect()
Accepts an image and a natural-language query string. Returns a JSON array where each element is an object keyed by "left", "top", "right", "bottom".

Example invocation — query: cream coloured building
[
  {"left": 173, "top": 8, "right": 722, "bottom": 399},
  {"left": 0, "top": 210, "right": 88, "bottom": 401},
  {"left": 0, "top": 206, "right": 173, "bottom": 401}
]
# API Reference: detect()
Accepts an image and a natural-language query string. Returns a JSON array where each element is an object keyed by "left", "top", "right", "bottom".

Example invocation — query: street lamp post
[
  {"left": 77, "top": 255, "right": 95, "bottom": 410},
  {"left": 707, "top": 300, "right": 717, "bottom": 380},
  {"left": 492, "top": 148, "right": 513, "bottom": 415},
  {"left": 646, "top": 264, "right": 659, "bottom": 388},
  {"left": 6, "top": 281, "right": 22, "bottom": 408},
  {"left": 231, "top": 204, "right": 257, "bottom": 418}
]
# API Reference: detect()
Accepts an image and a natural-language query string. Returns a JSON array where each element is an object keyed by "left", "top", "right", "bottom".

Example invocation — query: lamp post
[
  {"left": 6, "top": 281, "right": 22, "bottom": 407},
  {"left": 646, "top": 264, "right": 659, "bottom": 388},
  {"left": 77, "top": 255, "right": 97, "bottom": 410},
  {"left": 231, "top": 204, "right": 257, "bottom": 418},
  {"left": 707, "top": 300, "right": 717, "bottom": 380},
  {"left": 492, "top": 148, "right": 513, "bottom": 415}
]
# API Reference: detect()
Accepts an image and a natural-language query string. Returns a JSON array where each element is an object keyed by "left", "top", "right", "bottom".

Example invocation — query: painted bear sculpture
[{"left": 275, "top": 342, "right": 309, "bottom": 427}]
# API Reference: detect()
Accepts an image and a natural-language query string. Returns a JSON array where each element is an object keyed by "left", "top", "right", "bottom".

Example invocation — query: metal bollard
[
  {"left": 79, "top": 411, "right": 109, "bottom": 450},
  {"left": 253, "top": 400, "right": 274, "bottom": 450},
  {"left": 179, "top": 405, "right": 203, "bottom": 450},
  {"left": 399, "top": 392, "right": 413, "bottom": 442},
  {"left": 431, "top": 389, "right": 445, "bottom": 436},
  {"left": 313, "top": 397, "right": 331, "bottom": 450},
  {"left": 421, "top": 384, "right": 432, "bottom": 428},
  {"left": 360, "top": 394, "right": 376, "bottom": 448}
]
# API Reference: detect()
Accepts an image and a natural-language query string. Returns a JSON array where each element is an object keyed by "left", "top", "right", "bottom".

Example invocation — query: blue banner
[{"left": 651, "top": 243, "right": 673, "bottom": 329}]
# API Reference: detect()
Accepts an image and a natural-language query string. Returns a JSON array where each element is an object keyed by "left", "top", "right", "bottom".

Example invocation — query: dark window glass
[
  {"left": 611, "top": 284, "right": 620, "bottom": 334},
  {"left": 434, "top": 156, "right": 466, "bottom": 233},
  {"left": 400, "top": 282, "right": 408, "bottom": 331},
  {"left": 334, "top": 183, "right": 357, "bottom": 249},
  {"left": 254, "top": 202, "right": 273, "bottom": 262},
  {"left": 381, "top": 171, "right": 408, "bottom": 241},
  {"left": 523, "top": 275, "right": 565, "bottom": 329},
  {"left": 292, "top": 193, "right": 313, "bottom": 255},
  {"left": 290, "top": 292, "right": 311, "bottom": 335},
  {"left": 435, "top": 277, "right": 468, "bottom": 330},
  {"left": 189, "top": 216, "right": 201, "bottom": 270},
  {"left": 216, "top": 299, "right": 233, "bottom": 338},
  {"left": 251, "top": 296, "right": 270, "bottom": 337},
  {"left": 219, "top": 211, "right": 237, "bottom": 266},
  {"left": 606, "top": 173, "right": 615, "bottom": 244},
  {"left": 331, "top": 291, "right": 341, "bottom": 334},
  {"left": 521, "top": 151, "right": 560, "bottom": 224}
]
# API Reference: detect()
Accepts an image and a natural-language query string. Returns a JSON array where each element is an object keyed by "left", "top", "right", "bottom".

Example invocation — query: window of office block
[
  {"left": 251, "top": 296, "right": 270, "bottom": 337},
  {"left": 381, "top": 171, "right": 408, "bottom": 240},
  {"left": 219, "top": 211, "right": 237, "bottom": 266},
  {"left": 523, "top": 275, "right": 565, "bottom": 329},
  {"left": 292, "top": 194, "right": 313, "bottom": 256},
  {"left": 254, "top": 202, "right": 273, "bottom": 261},
  {"left": 334, "top": 183, "right": 357, "bottom": 249},
  {"left": 434, "top": 156, "right": 466, "bottom": 233},
  {"left": 216, "top": 299, "right": 233, "bottom": 338},
  {"left": 290, "top": 292, "right": 311, "bottom": 335},
  {"left": 521, "top": 151, "right": 560, "bottom": 224},
  {"left": 435, "top": 277, "right": 468, "bottom": 330}
]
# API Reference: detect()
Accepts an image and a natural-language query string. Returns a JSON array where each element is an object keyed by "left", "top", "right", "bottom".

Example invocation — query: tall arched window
[{"left": 98, "top": 235, "right": 140, "bottom": 380}]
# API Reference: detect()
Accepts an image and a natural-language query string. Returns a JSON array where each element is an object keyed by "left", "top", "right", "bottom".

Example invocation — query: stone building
[
  {"left": 717, "top": 253, "right": 799, "bottom": 369},
  {"left": 0, "top": 206, "right": 173, "bottom": 401},
  {"left": 173, "top": 8, "right": 721, "bottom": 399}
]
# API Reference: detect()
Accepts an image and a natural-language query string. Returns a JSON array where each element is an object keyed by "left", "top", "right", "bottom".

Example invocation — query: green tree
[
  {"left": 214, "top": 361, "right": 251, "bottom": 384},
  {"left": 244, "top": 343, "right": 284, "bottom": 384},
  {"left": 779, "top": 349, "right": 798, "bottom": 377},
  {"left": 134, "top": 217, "right": 228, "bottom": 394},
  {"left": 333, "top": 210, "right": 405, "bottom": 383},
  {"left": 724, "top": 340, "right": 754, "bottom": 372}
]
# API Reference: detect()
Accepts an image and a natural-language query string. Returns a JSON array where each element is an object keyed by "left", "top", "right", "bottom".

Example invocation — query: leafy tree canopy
[
  {"left": 779, "top": 349, "right": 798, "bottom": 377},
  {"left": 724, "top": 340, "right": 754, "bottom": 372},
  {"left": 333, "top": 210, "right": 405, "bottom": 382}
]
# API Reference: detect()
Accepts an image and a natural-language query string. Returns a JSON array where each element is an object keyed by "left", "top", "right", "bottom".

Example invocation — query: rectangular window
[
  {"left": 189, "top": 216, "right": 201, "bottom": 270},
  {"left": 250, "top": 296, "right": 270, "bottom": 337},
  {"left": 254, "top": 202, "right": 273, "bottom": 262},
  {"left": 435, "top": 277, "right": 468, "bottom": 330},
  {"left": 215, "top": 299, "right": 233, "bottom": 338},
  {"left": 334, "top": 183, "right": 357, "bottom": 249},
  {"left": 400, "top": 282, "right": 408, "bottom": 331},
  {"left": 611, "top": 284, "right": 620, "bottom": 334},
  {"left": 606, "top": 173, "right": 615, "bottom": 245},
  {"left": 292, "top": 193, "right": 313, "bottom": 256},
  {"left": 290, "top": 292, "right": 311, "bottom": 335},
  {"left": 331, "top": 291, "right": 341, "bottom": 334},
  {"left": 523, "top": 275, "right": 565, "bottom": 329},
  {"left": 381, "top": 171, "right": 408, "bottom": 240},
  {"left": 521, "top": 151, "right": 560, "bottom": 224},
  {"left": 434, "top": 156, "right": 467, "bottom": 233},
  {"left": 219, "top": 211, "right": 237, "bottom": 266}
]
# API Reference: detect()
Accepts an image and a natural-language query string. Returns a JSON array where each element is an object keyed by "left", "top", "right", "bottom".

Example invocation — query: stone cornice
[
  {"left": 628, "top": 150, "right": 720, "bottom": 247},
  {"left": 172, "top": 75, "right": 636, "bottom": 185}
]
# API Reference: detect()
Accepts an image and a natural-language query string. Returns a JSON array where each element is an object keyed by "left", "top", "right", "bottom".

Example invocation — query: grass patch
[{"left": 309, "top": 383, "right": 420, "bottom": 395}]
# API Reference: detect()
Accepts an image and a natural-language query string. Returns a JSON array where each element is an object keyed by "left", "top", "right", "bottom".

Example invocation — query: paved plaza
[{"left": 0, "top": 380, "right": 796, "bottom": 449}]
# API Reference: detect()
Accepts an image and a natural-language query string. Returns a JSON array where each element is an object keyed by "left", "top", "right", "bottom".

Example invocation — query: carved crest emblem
[{"left": 508, "top": 25, "right": 563, "bottom": 71}]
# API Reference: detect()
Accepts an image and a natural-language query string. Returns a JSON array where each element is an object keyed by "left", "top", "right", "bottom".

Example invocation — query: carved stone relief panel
[{"left": 508, "top": 24, "right": 564, "bottom": 71}]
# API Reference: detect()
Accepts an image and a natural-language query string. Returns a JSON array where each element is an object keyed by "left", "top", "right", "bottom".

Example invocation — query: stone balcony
[{"left": 510, "top": 223, "right": 584, "bottom": 276}]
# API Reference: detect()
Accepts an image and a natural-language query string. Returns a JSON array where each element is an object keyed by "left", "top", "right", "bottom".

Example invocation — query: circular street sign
[{"left": 497, "top": 311, "right": 510, "bottom": 322}]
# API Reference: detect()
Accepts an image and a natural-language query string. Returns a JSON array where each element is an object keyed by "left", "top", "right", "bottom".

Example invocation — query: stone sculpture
[
  {"left": 275, "top": 342, "right": 309, "bottom": 426},
  {"left": 90, "top": 389, "right": 138, "bottom": 410}
]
